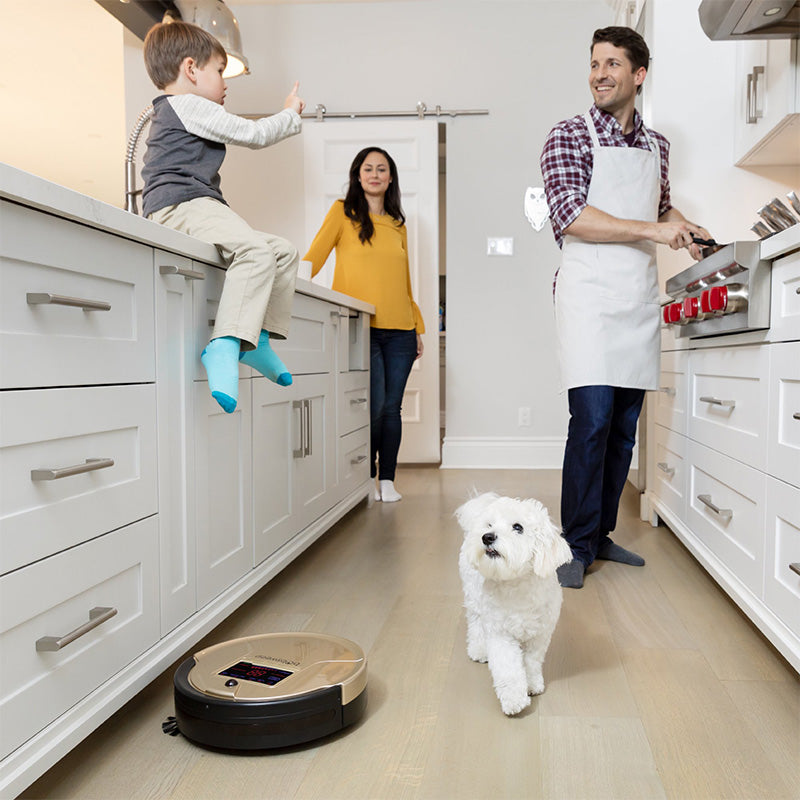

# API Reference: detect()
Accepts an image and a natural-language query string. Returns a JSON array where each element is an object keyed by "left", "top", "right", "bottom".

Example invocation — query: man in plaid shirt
[{"left": 540, "top": 27, "right": 709, "bottom": 589}]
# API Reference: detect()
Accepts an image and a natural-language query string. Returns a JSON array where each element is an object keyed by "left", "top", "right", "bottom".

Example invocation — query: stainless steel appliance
[
  {"left": 662, "top": 241, "right": 771, "bottom": 338},
  {"left": 698, "top": 0, "right": 800, "bottom": 40}
]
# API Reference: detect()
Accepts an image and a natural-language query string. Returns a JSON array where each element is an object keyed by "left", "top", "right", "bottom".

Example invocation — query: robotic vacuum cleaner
[{"left": 171, "top": 632, "right": 367, "bottom": 750}]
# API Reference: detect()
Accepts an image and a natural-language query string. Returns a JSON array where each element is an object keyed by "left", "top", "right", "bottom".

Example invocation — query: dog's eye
[{"left": 512, "top": 523, "right": 523, "bottom": 533}]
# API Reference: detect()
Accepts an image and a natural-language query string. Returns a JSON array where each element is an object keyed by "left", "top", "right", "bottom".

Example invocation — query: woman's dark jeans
[
  {"left": 370, "top": 328, "right": 417, "bottom": 481},
  {"left": 560, "top": 385, "right": 645, "bottom": 567}
]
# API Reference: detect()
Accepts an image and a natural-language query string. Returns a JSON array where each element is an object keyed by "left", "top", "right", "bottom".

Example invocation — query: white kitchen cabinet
[
  {"left": 194, "top": 379, "right": 254, "bottom": 608},
  {"left": 688, "top": 345, "right": 770, "bottom": 471},
  {"left": 0, "top": 384, "right": 157, "bottom": 575},
  {"left": 0, "top": 200, "right": 155, "bottom": 389},
  {"left": 687, "top": 439, "right": 767, "bottom": 596},
  {"left": 764, "top": 477, "right": 800, "bottom": 639},
  {"left": 0, "top": 516, "right": 159, "bottom": 760},
  {"left": 154, "top": 250, "right": 200, "bottom": 635},
  {"left": 651, "top": 424, "right": 687, "bottom": 524},
  {"left": 734, "top": 39, "right": 800, "bottom": 166},
  {"left": 768, "top": 249, "right": 800, "bottom": 343},
  {"left": 252, "top": 372, "right": 336, "bottom": 564},
  {"left": 0, "top": 163, "right": 374, "bottom": 799},
  {"left": 767, "top": 341, "right": 800, "bottom": 488},
  {"left": 654, "top": 350, "right": 688, "bottom": 434},
  {"left": 647, "top": 230, "right": 800, "bottom": 674}
]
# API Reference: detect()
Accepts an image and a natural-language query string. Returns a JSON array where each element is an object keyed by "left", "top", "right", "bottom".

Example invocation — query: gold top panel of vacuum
[{"left": 187, "top": 632, "right": 367, "bottom": 704}]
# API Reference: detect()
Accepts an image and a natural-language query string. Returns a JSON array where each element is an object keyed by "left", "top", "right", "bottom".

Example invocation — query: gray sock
[
  {"left": 557, "top": 559, "right": 585, "bottom": 589},
  {"left": 596, "top": 539, "right": 645, "bottom": 566}
]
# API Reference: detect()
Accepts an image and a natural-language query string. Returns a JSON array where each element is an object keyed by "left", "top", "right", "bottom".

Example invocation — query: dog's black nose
[{"left": 482, "top": 532, "right": 496, "bottom": 546}]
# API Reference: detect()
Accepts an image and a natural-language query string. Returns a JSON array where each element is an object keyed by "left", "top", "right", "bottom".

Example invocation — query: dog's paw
[
  {"left": 527, "top": 681, "right": 545, "bottom": 697},
  {"left": 498, "top": 692, "right": 531, "bottom": 716},
  {"left": 467, "top": 646, "right": 488, "bottom": 663}
]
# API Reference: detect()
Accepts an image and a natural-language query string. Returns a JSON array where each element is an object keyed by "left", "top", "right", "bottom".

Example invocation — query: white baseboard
[{"left": 440, "top": 436, "right": 565, "bottom": 469}]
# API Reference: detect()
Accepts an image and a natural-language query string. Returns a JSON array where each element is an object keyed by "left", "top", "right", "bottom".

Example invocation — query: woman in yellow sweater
[{"left": 304, "top": 147, "right": 424, "bottom": 502}]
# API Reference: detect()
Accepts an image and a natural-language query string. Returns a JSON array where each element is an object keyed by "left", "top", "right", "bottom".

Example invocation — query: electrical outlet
[{"left": 518, "top": 406, "right": 531, "bottom": 427}]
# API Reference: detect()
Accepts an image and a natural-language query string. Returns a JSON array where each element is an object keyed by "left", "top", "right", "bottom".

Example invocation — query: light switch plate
[{"left": 487, "top": 237, "right": 514, "bottom": 256}]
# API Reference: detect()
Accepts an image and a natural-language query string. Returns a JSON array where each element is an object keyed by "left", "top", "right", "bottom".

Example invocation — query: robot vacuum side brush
[{"left": 169, "top": 632, "right": 367, "bottom": 750}]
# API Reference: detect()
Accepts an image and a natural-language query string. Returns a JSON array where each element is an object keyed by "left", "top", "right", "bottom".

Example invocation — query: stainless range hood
[{"left": 698, "top": 0, "right": 800, "bottom": 39}]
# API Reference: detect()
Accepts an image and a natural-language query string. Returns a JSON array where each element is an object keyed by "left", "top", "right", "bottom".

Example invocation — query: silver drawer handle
[
  {"left": 36, "top": 607, "right": 118, "bottom": 652},
  {"left": 699, "top": 396, "right": 736, "bottom": 409},
  {"left": 159, "top": 264, "right": 205, "bottom": 280},
  {"left": 697, "top": 494, "right": 733, "bottom": 521},
  {"left": 27, "top": 292, "right": 111, "bottom": 312},
  {"left": 790, "top": 563, "right": 800, "bottom": 577},
  {"left": 657, "top": 462, "right": 675, "bottom": 477},
  {"left": 350, "top": 454, "right": 368, "bottom": 465},
  {"left": 31, "top": 458, "right": 114, "bottom": 481},
  {"left": 350, "top": 397, "right": 368, "bottom": 405},
  {"left": 659, "top": 387, "right": 676, "bottom": 396}
]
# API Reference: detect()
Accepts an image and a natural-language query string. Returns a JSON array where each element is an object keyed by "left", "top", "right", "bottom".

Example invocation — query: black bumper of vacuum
[{"left": 173, "top": 657, "right": 367, "bottom": 750}]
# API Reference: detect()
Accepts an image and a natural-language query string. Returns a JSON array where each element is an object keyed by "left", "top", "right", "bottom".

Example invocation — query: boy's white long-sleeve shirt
[{"left": 142, "top": 93, "right": 301, "bottom": 217}]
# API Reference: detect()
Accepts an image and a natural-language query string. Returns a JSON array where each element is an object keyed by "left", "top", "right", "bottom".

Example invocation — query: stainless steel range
[{"left": 661, "top": 241, "right": 771, "bottom": 338}]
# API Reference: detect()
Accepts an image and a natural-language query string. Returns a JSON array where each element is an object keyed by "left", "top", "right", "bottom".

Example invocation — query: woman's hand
[{"left": 416, "top": 334, "right": 424, "bottom": 360}]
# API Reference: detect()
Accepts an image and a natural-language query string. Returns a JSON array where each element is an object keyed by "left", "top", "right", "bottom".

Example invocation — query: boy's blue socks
[
  {"left": 239, "top": 331, "right": 292, "bottom": 386},
  {"left": 200, "top": 336, "right": 240, "bottom": 413}
]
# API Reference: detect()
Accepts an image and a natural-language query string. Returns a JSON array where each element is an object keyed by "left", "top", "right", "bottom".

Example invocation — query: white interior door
[{"left": 303, "top": 120, "right": 440, "bottom": 464}]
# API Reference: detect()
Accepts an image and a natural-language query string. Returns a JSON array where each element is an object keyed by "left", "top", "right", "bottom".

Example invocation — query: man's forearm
[{"left": 563, "top": 205, "right": 708, "bottom": 252}]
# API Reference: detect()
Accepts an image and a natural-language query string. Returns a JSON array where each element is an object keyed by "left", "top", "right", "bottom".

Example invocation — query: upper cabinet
[{"left": 734, "top": 39, "right": 800, "bottom": 165}]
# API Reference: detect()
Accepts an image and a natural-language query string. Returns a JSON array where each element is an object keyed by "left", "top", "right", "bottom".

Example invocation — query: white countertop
[
  {"left": 0, "top": 162, "right": 374, "bottom": 314},
  {"left": 760, "top": 223, "right": 800, "bottom": 261}
]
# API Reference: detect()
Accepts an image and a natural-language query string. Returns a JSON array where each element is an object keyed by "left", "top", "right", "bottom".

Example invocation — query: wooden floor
[{"left": 22, "top": 468, "right": 800, "bottom": 800}]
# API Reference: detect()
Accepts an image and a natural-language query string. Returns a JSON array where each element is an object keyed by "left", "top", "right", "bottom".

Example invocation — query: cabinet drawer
[
  {"left": 191, "top": 261, "right": 252, "bottom": 381},
  {"left": 338, "top": 310, "right": 370, "bottom": 372},
  {"left": 0, "top": 201, "right": 155, "bottom": 389},
  {"left": 765, "top": 478, "right": 800, "bottom": 638},
  {"left": 768, "top": 342, "right": 800, "bottom": 488},
  {"left": 652, "top": 424, "right": 687, "bottom": 524},
  {"left": 655, "top": 350, "right": 688, "bottom": 434},
  {"left": 687, "top": 440, "right": 767, "bottom": 596},
  {"left": 0, "top": 384, "right": 158, "bottom": 574},
  {"left": 338, "top": 426, "right": 370, "bottom": 495},
  {"left": 273, "top": 293, "right": 335, "bottom": 375},
  {"left": 0, "top": 516, "right": 159, "bottom": 759},
  {"left": 688, "top": 345, "right": 769, "bottom": 469},
  {"left": 339, "top": 372, "right": 370, "bottom": 436},
  {"left": 768, "top": 250, "right": 800, "bottom": 343}
]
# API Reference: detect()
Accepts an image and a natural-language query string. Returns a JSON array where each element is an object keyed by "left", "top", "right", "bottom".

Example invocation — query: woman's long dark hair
[{"left": 343, "top": 147, "right": 405, "bottom": 245}]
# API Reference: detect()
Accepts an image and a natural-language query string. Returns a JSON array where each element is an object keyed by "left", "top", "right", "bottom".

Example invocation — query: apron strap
[
  {"left": 583, "top": 112, "right": 600, "bottom": 148},
  {"left": 584, "top": 111, "right": 662, "bottom": 178}
]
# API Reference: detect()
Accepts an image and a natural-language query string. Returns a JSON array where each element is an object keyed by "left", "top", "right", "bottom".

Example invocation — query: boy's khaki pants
[{"left": 150, "top": 196, "right": 298, "bottom": 350}]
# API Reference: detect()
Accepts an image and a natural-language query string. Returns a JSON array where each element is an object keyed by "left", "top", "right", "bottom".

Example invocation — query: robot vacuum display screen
[{"left": 218, "top": 661, "right": 292, "bottom": 686}]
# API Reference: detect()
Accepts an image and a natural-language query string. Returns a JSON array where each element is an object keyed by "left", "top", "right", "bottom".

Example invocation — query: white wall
[
  {"left": 0, "top": 0, "right": 126, "bottom": 206},
  {"left": 122, "top": 0, "right": 613, "bottom": 469}
]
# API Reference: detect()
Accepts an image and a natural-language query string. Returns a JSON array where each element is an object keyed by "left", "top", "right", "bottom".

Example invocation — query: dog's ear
[
  {"left": 532, "top": 517, "right": 573, "bottom": 578},
  {"left": 454, "top": 492, "right": 498, "bottom": 531}
]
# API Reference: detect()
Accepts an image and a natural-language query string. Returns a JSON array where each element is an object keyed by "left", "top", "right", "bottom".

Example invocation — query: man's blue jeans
[
  {"left": 561, "top": 385, "right": 645, "bottom": 567},
  {"left": 370, "top": 328, "right": 417, "bottom": 481}
]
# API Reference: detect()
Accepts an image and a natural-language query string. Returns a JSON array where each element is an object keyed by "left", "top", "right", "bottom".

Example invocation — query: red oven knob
[
  {"left": 683, "top": 296, "right": 700, "bottom": 320},
  {"left": 663, "top": 303, "right": 683, "bottom": 324},
  {"left": 700, "top": 286, "right": 728, "bottom": 314}
]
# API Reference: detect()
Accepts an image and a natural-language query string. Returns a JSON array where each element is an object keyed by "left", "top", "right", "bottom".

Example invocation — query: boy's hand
[{"left": 284, "top": 82, "right": 306, "bottom": 115}]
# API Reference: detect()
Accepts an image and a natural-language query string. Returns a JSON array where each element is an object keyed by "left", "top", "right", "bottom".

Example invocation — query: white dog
[{"left": 456, "top": 492, "right": 572, "bottom": 715}]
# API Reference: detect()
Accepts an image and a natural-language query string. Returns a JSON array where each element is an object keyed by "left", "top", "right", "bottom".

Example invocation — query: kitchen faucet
[{"left": 124, "top": 104, "right": 154, "bottom": 214}]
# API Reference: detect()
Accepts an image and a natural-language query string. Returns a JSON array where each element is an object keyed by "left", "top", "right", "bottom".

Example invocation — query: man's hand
[
  {"left": 655, "top": 210, "right": 711, "bottom": 260},
  {"left": 283, "top": 81, "right": 306, "bottom": 115}
]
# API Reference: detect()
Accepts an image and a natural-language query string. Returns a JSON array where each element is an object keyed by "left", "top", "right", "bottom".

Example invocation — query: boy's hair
[{"left": 144, "top": 20, "right": 227, "bottom": 90}]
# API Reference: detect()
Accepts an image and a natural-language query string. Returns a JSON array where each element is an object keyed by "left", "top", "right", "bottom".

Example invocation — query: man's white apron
[{"left": 555, "top": 112, "right": 662, "bottom": 392}]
